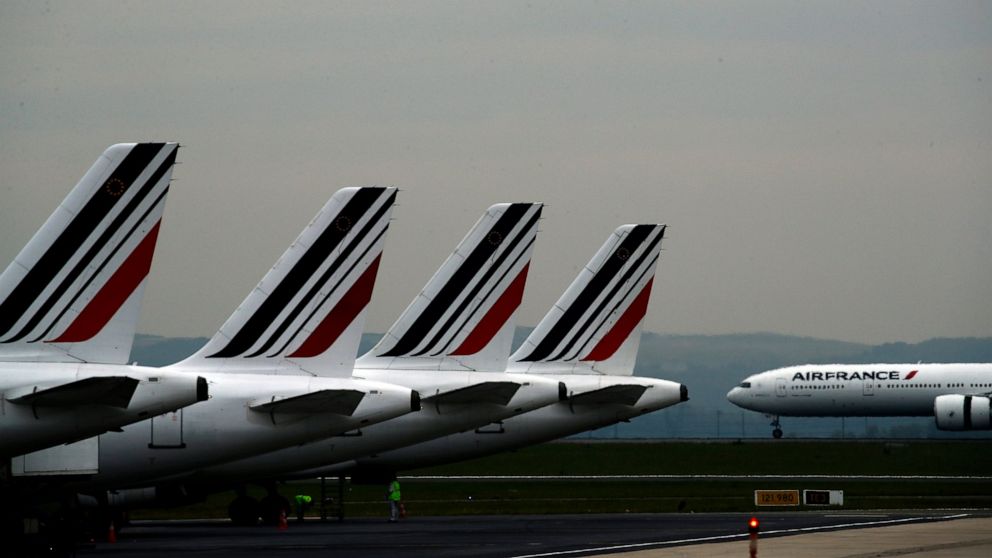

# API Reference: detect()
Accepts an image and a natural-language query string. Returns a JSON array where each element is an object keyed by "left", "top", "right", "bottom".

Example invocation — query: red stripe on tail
[
  {"left": 288, "top": 255, "right": 381, "bottom": 358},
  {"left": 48, "top": 222, "right": 161, "bottom": 343},
  {"left": 451, "top": 263, "right": 530, "bottom": 356},
  {"left": 580, "top": 278, "right": 653, "bottom": 362}
]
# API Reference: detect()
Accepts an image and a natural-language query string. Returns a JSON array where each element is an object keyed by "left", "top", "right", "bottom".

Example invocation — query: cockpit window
[{"left": 739, "top": 382, "right": 751, "bottom": 388}]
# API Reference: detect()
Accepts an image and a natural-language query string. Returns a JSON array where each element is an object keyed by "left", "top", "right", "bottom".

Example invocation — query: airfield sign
[{"left": 754, "top": 490, "right": 800, "bottom": 506}]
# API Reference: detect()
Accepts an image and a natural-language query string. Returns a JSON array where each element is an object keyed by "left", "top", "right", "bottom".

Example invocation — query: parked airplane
[
  {"left": 0, "top": 143, "right": 207, "bottom": 458},
  {"left": 727, "top": 363, "right": 992, "bottom": 437},
  {"left": 99, "top": 203, "right": 566, "bottom": 522},
  {"left": 15, "top": 187, "right": 418, "bottom": 494},
  {"left": 298, "top": 224, "right": 688, "bottom": 477}
]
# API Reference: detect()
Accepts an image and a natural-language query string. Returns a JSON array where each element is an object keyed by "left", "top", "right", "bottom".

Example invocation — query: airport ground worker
[
  {"left": 294, "top": 494, "right": 312, "bottom": 522},
  {"left": 387, "top": 478, "right": 402, "bottom": 522}
]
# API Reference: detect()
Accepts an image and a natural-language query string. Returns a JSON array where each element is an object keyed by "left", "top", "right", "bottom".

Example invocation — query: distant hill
[{"left": 130, "top": 332, "right": 992, "bottom": 440}]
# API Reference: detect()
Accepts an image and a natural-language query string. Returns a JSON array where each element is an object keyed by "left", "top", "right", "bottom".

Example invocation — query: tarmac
[
  {"left": 70, "top": 510, "right": 992, "bottom": 558},
  {"left": 74, "top": 511, "right": 991, "bottom": 557},
  {"left": 599, "top": 516, "right": 992, "bottom": 558}
]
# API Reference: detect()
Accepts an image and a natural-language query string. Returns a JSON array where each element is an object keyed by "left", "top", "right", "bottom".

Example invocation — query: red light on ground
[{"left": 748, "top": 517, "right": 760, "bottom": 533}]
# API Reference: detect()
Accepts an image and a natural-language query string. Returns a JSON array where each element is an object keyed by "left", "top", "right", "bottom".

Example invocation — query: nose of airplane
[{"left": 726, "top": 387, "right": 741, "bottom": 405}]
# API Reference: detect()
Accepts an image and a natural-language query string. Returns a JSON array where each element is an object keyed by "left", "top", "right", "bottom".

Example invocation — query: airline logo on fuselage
[{"left": 791, "top": 369, "right": 918, "bottom": 382}]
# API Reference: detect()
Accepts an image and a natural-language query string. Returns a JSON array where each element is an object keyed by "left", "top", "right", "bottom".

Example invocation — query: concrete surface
[{"left": 603, "top": 517, "right": 992, "bottom": 558}]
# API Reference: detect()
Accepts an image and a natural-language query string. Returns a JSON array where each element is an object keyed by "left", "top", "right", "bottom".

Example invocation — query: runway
[{"left": 77, "top": 511, "right": 983, "bottom": 558}]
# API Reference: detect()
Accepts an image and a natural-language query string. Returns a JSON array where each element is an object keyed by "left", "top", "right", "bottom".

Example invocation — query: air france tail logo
[
  {"left": 0, "top": 143, "right": 175, "bottom": 345},
  {"left": 206, "top": 187, "right": 395, "bottom": 359},
  {"left": 791, "top": 369, "right": 920, "bottom": 382},
  {"left": 378, "top": 203, "right": 540, "bottom": 358},
  {"left": 517, "top": 224, "right": 665, "bottom": 363}
]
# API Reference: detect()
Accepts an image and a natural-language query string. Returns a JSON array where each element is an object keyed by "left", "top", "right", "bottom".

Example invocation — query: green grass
[
  {"left": 129, "top": 440, "right": 992, "bottom": 520},
  {"left": 412, "top": 439, "right": 992, "bottom": 476}
]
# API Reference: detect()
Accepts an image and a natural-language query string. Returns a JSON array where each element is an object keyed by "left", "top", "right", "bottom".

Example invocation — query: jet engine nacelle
[{"left": 934, "top": 394, "right": 992, "bottom": 431}]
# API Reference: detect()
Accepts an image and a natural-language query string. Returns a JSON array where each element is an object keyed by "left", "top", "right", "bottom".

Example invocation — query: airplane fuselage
[
  {"left": 186, "top": 369, "right": 565, "bottom": 481},
  {"left": 23, "top": 369, "right": 417, "bottom": 490},
  {"left": 1, "top": 362, "right": 205, "bottom": 457},
  {"left": 727, "top": 363, "right": 992, "bottom": 417},
  {"left": 296, "top": 374, "right": 686, "bottom": 476}
]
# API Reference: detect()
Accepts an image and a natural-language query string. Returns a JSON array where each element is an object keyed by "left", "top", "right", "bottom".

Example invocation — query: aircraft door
[
  {"left": 862, "top": 379, "right": 874, "bottom": 397},
  {"left": 148, "top": 409, "right": 186, "bottom": 448},
  {"left": 775, "top": 378, "right": 787, "bottom": 397}
]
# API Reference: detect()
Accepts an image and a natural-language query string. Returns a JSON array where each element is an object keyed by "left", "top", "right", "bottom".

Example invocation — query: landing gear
[
  {"left": 770, "top": 415, "right": 783, "bottom": 439},
  {"left": 258, "top": 487, "right": 290, "bottom": 526},
  {"left": 227, "top": 484, "right": 291, "bottom": 526},
  {"left": 228, "top": 487, "right": 260, "bottom": 526}
]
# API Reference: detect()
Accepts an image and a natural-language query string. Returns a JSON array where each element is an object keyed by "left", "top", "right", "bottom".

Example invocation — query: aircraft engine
[{"left": 934, "top": 394, "right": 992, "bottom": 430}]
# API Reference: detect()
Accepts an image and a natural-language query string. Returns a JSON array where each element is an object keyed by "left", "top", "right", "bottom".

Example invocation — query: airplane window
[{"left": 740, "top": 382, "right": 751, "bottom": 388}]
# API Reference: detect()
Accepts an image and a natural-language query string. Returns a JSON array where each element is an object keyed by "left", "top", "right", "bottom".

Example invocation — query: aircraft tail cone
[
  {"left": 277, "top": 510, "right": 288, "bottom": 531},
  {"left": 107, "top": 520, "right": 117, "bottom": 544}
]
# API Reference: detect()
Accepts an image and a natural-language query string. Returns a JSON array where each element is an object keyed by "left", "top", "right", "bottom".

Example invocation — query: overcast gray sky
[{"left": 2, "top": 1, "right": 990, "bottom": 345}]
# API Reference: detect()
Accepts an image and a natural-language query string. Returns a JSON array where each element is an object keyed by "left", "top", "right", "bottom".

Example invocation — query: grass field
[{"left": 130, "top": 440, "right": 992, "bottom": 519}]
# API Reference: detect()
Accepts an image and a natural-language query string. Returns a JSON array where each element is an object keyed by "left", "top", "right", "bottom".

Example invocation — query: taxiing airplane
[
  {"left": 16, "top": 187, "right": 418, "bottom": 492},
  {"left": 0, "top": 143, "right": 206, "bottom": 459},
  {"left": 727, "top": 363, "right": 992, "bottom": 437},
  {"left": 300, "top": 224, "right": 687, "bottom": 477}
]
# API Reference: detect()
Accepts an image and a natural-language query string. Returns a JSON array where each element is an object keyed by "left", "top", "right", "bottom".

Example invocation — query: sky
[{"left": 1, "top": 1, "right": 990, "bottom": 345}]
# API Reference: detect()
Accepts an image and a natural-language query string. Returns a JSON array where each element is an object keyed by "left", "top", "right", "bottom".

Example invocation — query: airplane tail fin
[
  {"left": 509, "top": 224, "right": 666, "bottom": 376},
  {"left": 0, "top": 143, "right": 178, "bottom": 364},
  {"left": 176, "top": 187, "right": 396, "bottom": 376},
  {"left": 358, "top": 203, "right": 542, "bottom": 371}
]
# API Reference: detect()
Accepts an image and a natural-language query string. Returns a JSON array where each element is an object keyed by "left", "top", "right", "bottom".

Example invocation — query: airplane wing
[
  {"left": 250, "top": 389, "right": 365, "bottom": 416},
  {"left": 569, "top": 384, "right": 648, "bottom": 406},
  {"left": 424, "top": 381, "right": 521, "bottom": 406},
  {"left": 8, "top": 376, "right": 140, "bottom": 408}
]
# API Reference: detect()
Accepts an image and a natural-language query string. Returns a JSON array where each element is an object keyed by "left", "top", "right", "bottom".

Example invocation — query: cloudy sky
[{"left": 1, "top": 1, "right": 989, "bottom": 345}]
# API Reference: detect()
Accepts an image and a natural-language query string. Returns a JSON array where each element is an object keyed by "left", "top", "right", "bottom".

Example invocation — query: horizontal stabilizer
[
  {"left": 250, "top": 389, "right": 365, "bottom": 416},
  {"left": 426, "top": 381, "right": 521, "bottom": 406},
  {"left": 9, "top": 376, "right": 140, "bottom": 408},
  {"left": 569, "top": 384, "right": 647, "bottom": 406}
]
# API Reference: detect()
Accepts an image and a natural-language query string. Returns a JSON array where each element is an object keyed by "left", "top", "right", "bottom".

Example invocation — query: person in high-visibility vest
[
  {"left": 294, "top": 494, "right": 312, "bottom": 522},
  {"left": 387, "top": 478, "right": 402, "bottom": 522}
]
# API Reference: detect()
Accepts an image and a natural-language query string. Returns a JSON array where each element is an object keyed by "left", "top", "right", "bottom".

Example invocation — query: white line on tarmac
[
  {"left": 506, "top": 513, "right": 972, "bottom": 558},
  {"left": 406, "top": 475, "right": 992, "bottom": 480}
]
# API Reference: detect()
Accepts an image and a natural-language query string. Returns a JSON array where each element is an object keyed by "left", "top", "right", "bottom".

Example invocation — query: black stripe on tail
[
  {"left": 207, "top": 188, "right": 388, "bottom": 359},
  {"left": 379, "top": 204, "right": 531, "bottom": 358},
  {"left": 516, "top": 224, "right": 656, "bottom": 362},
  {"left": 0, "top": 143, "right": 168, "bottom": 341}
]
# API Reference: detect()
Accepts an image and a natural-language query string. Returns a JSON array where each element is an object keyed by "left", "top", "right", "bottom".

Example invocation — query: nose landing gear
[{"left": 770, "top": 415, "right": 783, "bottom": 439}]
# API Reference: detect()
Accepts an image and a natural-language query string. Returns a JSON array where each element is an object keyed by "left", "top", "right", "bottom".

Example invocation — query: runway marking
[{"left": 506, "top": 513, "right": 971, "bottom": 558}]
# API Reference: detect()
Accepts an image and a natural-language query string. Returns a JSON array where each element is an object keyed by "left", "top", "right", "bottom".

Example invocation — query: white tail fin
[
  {"left": 509, "top": 224, "right": 665, "bottom": 376},
  {"left": 177, "top": 187, "right": 396, "bottom": 376},
  {"left": 0, "top": 143, "right": 178, "bottom": 364},
  {"left": 358, "top": 203, "right": 542, "bottom": 371}
]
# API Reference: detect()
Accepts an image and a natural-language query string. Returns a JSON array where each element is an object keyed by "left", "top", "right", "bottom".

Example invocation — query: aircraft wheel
[
  {"left": 259, "top": 494, "right": 291, "bottom": 525},
  {"left": 772, "top": 428, "right": 783, "bottom": 439},
  {"left": 228, "top": 495, "right": 260, "bottom": 526}
]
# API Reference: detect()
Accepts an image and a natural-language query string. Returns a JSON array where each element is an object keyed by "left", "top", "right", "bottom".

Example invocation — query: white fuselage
[
  {"left": 727, "top": 363, "right": 992, "bottom": 417},
  {"left": 57, "top": 369, "right": 416, "bottom": 490},
  {"left": 296, "top": 374, "right": 687, "bottom": 476},
  {"left": 0, "top": 362, "right": 204, "bottom": 457},
  {"left": 190, "top": 369, "right": 565, "bottom": 482}
]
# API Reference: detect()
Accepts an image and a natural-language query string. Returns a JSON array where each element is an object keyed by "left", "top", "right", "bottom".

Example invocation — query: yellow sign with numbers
[{"left": 754, "top": 490, "right": 800, "bottom": 506}]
